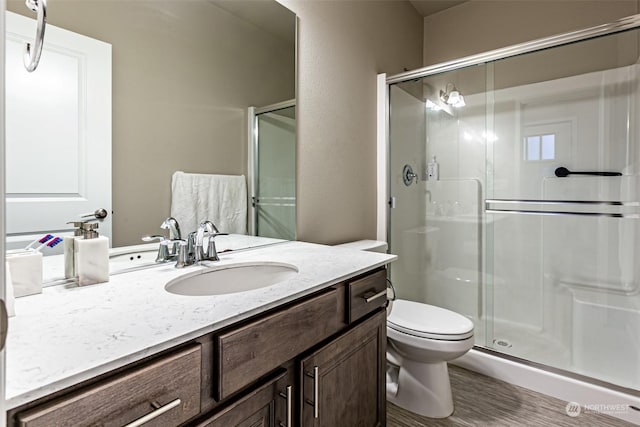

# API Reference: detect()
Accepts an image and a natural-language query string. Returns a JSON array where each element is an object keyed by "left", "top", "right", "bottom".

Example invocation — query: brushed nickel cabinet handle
[
  {"left": 363, "top": 289, "right": 387, "bottom": 303},
  {"left": 304, "top": 367, "right": 320, "bottom": 418},
  {"left": 313, "top": 366, "right": 319, "bottom": 418},
  {"left": 279, "top": 385, "right": 293, "bottom": 427},
  {"left": 124, "top": 398, "right": 181, "bottom": 427}
]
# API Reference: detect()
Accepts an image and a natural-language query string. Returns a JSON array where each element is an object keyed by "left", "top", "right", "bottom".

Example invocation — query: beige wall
[
  {"left": 423, "top": 0, "right": 639, "bottom": 66},
  {"left": 8, "top": 0, "right": 295, "bottom": 246},
  {"left": 278, "top": 0, "right": 423, "bottom": 244}
]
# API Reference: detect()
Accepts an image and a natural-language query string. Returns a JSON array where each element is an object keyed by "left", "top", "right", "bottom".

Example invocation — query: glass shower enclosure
[{"left": 387, "top": 20, "right": 640, "bottom": 391}]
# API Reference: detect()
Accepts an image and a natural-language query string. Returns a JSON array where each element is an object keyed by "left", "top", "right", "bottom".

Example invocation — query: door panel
[
  {"left": 5, "top": 12, "right": 111, "bottom": 250},
  {"left": 250, "top": 102, "right": 296, "bottom": 240}
]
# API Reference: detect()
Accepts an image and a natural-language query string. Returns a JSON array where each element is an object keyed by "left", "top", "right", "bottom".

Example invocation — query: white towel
[{"left": 171, "top": 171, "right": 247, "bottom": 235}]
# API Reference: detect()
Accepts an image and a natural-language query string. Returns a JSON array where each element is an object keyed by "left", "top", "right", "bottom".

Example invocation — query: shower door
[
  {"left": 249, "top": 100, "right": 296, "bottom": 240},
  {"left": 485, "top": 28, "right": 640, "bottom": 390},
  {"left": 388, "top": 24, "right": 640, "bottom": 392}
]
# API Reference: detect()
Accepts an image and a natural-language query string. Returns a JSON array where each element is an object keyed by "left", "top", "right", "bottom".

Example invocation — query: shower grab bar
[
  {"left": 251, "top": 196, "right": 296, "bottom": 207},
  {"left": 486, "top": 199, "right": 640, "bottom": 207},
  {"left": 485, "top": 208, "right": 639, "bottom": 219},
  {"left": 254, "top": 196, "right": 296, "bottom": 200},
  {"left": 254, "top": 202, "right": 296, "bottom": 207},
  {"left": 485, "top": 199, "right": 640, "bottom": 218}
]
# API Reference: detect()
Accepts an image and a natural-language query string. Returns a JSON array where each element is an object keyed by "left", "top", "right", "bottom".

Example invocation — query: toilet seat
[{"left": 388, "top": 299, "right": 474, "bottom": 340}]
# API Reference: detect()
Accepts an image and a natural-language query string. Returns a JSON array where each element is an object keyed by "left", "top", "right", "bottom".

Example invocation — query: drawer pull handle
[
  {"left": 312, "top": 366, "right": 319, "bottom": 418},
  {"left": 279, "top": 385, "right": 293, "bottom": 427},
  {"left": 363, "top": 289, "right": 387, "bottom": 303},
  {"left": 124, "top": 398, "right": 181, "bottom": 427}
]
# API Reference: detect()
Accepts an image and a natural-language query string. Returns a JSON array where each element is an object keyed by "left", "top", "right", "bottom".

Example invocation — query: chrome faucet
[
  {"left": 144, "top": 218, "right": 227, "bottom": 267},
  {"left": 195, "top": 220, "right": 228, "bottom": 262},
  {"left": 142, "top": 217, "right": 183, "bottom": 263},
  {"left": 160, "top": 217, "right": 182, "bottom": 240}
]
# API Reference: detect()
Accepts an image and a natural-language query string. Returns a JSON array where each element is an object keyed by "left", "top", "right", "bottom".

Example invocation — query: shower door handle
[{"left": 555, "top": 167, "right": 622, "bottom": 177}]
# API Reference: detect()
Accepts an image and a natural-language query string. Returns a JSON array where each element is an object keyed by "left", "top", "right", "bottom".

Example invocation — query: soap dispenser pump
[{"left": 64, "top": 220, "right": 109, "bottom": 286}]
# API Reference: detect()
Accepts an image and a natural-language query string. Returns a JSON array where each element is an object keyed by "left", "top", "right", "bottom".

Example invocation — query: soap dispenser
[{"left": 65, "top": 220, "right": 109, "bottom": 286}]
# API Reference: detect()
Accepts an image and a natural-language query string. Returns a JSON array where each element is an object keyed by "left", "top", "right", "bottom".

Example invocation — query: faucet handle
[
  {"left": 157, "top": 239, "right": 185, "bottom": 263},
  {"left": 204, "top": 232, "right": 228, "bottom": 262},
  {"left": 187, "top": 232, "right": 197, "bottom": 258},
  {"left": 206, "top": 238, "right": 221, "bottom": 262},
  {"left": 175, "top": 240, "right": 191, "bottom": 268},
  {"left": 141, "top": 235, "right": 165, "bottom": 243}
]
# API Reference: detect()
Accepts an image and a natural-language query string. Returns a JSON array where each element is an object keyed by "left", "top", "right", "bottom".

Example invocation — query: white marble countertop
[{"left": 6, "top": 239, "right": 396, "bottom": 409}]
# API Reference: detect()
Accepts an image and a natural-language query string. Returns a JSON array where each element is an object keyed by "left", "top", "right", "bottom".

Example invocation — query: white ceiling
[{"left": 409, "top": 0, "right": 467, "bottom": 17}]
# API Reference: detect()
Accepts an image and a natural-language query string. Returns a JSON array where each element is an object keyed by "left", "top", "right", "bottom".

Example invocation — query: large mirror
[{"left": 5, "top": 0, "right": 296, "bottom": 280}]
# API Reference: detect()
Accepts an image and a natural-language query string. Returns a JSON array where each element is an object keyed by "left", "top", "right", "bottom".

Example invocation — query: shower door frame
[
  {"left": 383, "top": 12, "right": 640, "bottom": 244},
  {"left": 386, "top": 14, "right": 640, "bottom": 85},
  {"left": 381, "top": 12, "right": 640, "bottom": 397}
]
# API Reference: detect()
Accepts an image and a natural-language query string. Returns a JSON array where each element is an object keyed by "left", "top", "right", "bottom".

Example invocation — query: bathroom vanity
[{"left": 5, "top": 240, "right": 395, "bottom": 426}]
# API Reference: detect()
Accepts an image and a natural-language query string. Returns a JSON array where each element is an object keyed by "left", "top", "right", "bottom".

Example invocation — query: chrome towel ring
[{"left": 23, "top": 0, "right": 47, "bottom": 72}]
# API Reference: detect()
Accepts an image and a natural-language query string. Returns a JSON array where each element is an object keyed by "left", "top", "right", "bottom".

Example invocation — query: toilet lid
[{"left": 388, "top": 299, "right": 474, "bottom": 339}]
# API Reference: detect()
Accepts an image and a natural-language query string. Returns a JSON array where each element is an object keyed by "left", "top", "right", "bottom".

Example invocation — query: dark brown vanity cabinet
[
  {"left": 9, "top": 267, "right": 388, "bottom": 427},
  {"left": 301, "top": 310, "right": 386, "bottom": 427}
]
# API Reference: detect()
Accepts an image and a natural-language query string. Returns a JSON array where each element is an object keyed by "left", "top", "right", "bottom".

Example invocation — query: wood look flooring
[{"left": 387, "top": 365, "right": 636, "bottom": 426}]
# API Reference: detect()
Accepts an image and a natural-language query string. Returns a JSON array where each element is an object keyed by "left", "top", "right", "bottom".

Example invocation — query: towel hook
[{"left": 23, "top": 0, "right": 47, "bottom": 72}]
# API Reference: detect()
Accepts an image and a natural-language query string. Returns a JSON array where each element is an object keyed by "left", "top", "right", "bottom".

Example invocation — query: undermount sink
[{"left": 164, "top": 262, "right": 299, "bottom": 296}]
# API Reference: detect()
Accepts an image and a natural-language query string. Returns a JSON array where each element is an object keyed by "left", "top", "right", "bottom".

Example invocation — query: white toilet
[
  {"left": 386, "top": 299, "right": 474, "bottom": 418},
  {"left": 335, "top": 240, "right": 475, "bottom": 419}
]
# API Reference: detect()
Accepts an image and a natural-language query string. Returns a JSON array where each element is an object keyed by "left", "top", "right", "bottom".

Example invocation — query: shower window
[{"left": 524, "top": 134, "right": 555, "bottom": 161}]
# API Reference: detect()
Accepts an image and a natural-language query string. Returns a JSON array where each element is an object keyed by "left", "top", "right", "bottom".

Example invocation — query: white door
[{"left": 5, "top": 12, "right": 112, "bottom": 250}]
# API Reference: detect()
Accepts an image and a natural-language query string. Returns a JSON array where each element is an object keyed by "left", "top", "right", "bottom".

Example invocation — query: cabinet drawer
[
  {"left": 216, "top": 287, "right": 342, "bottom": 400},
  {"left": 347, "top": 269, "right": 387, "bottom": 323},
  {"left": 16, "top": 345, "right": 201, "bottom": 427}
]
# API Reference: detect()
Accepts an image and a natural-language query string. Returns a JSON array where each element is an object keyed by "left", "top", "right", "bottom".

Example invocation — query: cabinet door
[
  {"left": 196, "top": 370, "right": 293, "bottom": 427},
  {"left": 301, "top": 310, "right": 386, "bottom": 427}
]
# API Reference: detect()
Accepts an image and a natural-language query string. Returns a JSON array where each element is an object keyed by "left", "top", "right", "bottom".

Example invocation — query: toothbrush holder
[{"left": 6, "top": 249, "right": 43, "bottom": 297}]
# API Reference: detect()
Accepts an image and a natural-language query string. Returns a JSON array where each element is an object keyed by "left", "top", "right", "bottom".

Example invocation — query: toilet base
[{"left": 387, "top": 358, "right": 454, "bottom": 418}]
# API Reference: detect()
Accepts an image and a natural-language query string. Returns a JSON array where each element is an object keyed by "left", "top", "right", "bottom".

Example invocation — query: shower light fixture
[{"left": 440, "top": 83, "right": 466, "bottom": 108}]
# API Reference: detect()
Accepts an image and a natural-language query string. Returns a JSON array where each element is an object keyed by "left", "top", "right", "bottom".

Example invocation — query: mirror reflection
[{"left": 5, "top": 0, "right": 296, "bottom": 281}]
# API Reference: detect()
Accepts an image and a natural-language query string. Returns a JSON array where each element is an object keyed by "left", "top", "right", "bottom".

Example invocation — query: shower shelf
[{"left": 485, "top": 199, "right": 640, "bottom": 219}]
